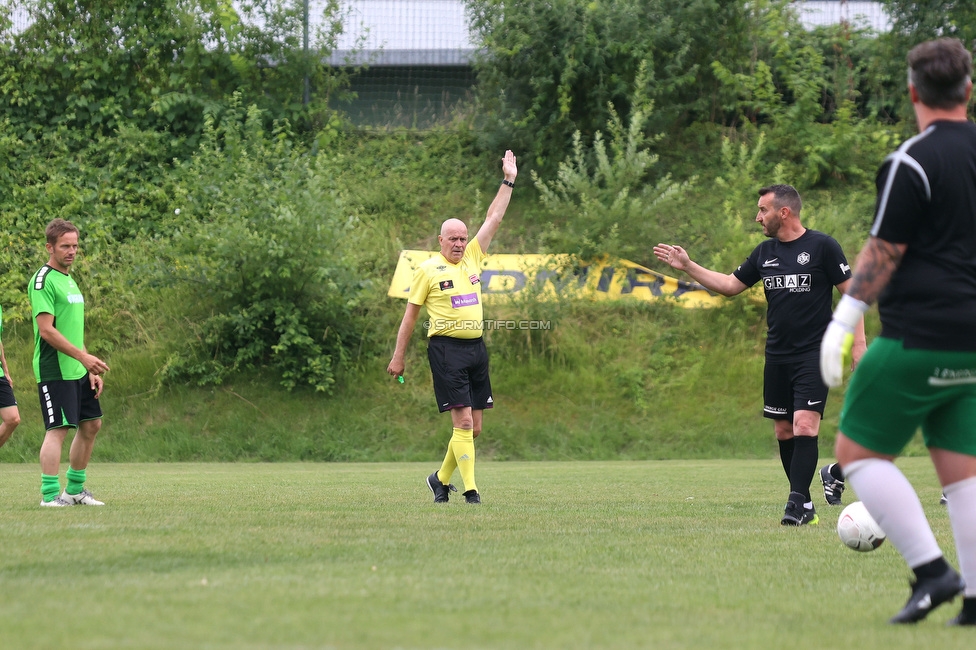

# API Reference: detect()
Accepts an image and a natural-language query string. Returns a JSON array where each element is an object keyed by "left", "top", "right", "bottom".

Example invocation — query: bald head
[
  {"left": 438, "top": 219, "right": 469, "bottom": 264},
  {"left": 440, "top": 218, "right": 466, "bottom": 236}
]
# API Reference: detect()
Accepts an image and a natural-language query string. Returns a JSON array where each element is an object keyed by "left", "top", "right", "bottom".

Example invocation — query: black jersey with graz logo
[
  {"left": 733, "top": 230, "right": 853, "bottom": 360},
  {"left": 870, "top": 120, "right": 976, "bottom": 351}
]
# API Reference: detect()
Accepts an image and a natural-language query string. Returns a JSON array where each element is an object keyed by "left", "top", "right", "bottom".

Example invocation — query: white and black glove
[{"left": 821, "top": 294, "right": 869, "bottom": 387}]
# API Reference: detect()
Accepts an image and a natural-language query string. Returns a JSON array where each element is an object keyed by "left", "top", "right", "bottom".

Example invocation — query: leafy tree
[
  {"left": 873, "top": 1, "right": 976, "bottom": 123},
  {"left": 467, "top": 0, "right": 756, "bottom": 171},
  {"left": 0, "top": 0, "right": 359, "bottom": 148},
  {"left": 710, "top": 2, "right": 895, "bottom": 186},
  {"left": 881, "top": 0, "right": 976, "bottom": 46}
]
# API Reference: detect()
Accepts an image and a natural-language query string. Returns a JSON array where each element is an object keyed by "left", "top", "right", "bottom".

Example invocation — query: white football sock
[
  {"left": 844, "top": 458, "right": 942, "bottom": 568},
  {"left": 944, "top": 475, "right": 976, "bottom": 597}
]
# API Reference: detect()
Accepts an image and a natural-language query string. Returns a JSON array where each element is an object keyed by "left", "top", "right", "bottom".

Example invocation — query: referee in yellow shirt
[{"left": 388, "top": 150, "right": 518, "bottom": 504}]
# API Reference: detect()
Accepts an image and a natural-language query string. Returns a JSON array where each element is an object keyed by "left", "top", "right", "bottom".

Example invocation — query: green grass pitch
[{"left": 0, "top": 459, "right": 968, "bottom": 649}]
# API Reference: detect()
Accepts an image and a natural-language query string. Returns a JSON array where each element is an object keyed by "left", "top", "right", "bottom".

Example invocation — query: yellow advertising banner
[{"left": 387, "top": 250, "right": 724, "bottom": 308}]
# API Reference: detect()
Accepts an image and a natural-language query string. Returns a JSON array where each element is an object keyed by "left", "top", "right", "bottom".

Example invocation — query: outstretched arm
[
  {"left": 652, "top": 243, "right": 748, "bottom": 297},
  {"left": 475, "top": 150, "right": 518, "bottom": 253}
]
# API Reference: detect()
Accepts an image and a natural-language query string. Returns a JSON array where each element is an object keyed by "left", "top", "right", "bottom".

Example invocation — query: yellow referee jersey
[{"left": 409, "top": 237, "right": 486, "bottom": 339}]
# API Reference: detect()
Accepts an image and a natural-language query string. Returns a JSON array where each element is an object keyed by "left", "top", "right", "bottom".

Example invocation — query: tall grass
[
  {"left": 0, "top": 129, "right": 892, "bottom": 464},
  {"left": 0, "top": 291, "right": 902, "bottom": 464}
]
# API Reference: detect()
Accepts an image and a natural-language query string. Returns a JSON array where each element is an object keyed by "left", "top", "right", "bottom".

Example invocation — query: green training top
[{"left": 28, "top": 265, "right": 87, "bottom": 382}]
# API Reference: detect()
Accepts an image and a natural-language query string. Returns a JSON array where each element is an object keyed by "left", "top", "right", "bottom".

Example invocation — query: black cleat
[
  {"left": 426, "top": 472, "right": 456, "bottom": 503},
  {"left": 463, "top": 489, "right": 481, "bottom": 504},
  {"left": 820, "top": 465, "right": 845, "bottom": 506},
  {"left": 799, "top": 507, "right": 819, "bottom": 525},
  {"left": 781, "top": 491, "right": 818, "bottom": 526},
  {"left": 940, "top": 492, "right": 948, "bottom": 506},
  {"left": 889, "top": 568, "right": 964, "bottom": 624}
]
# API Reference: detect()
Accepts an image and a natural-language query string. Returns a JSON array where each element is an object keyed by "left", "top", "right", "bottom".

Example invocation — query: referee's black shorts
[{"left": 427, "top": 335, "right": 493, "bottom": 413}]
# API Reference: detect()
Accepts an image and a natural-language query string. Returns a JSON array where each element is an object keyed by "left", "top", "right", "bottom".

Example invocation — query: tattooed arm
[
  {"left": 846, "top": 237, "right": 908, "bottom": 305},
  {"left": 821, "top": 236, "right": 908, "bottom": 387}
]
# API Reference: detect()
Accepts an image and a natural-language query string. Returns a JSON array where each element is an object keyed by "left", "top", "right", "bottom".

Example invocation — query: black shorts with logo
[
  {"left": 0, "top": 376, "right": 16, "bottom": 408},
  {"left": 427, "top": 335, "right": 493, "bottom": 413},
  {"left": 762, "top": 353, "right": 828, "bottom": 420},
  {"left": 37, "top": 374, "right": 103, "bottom": 430}
]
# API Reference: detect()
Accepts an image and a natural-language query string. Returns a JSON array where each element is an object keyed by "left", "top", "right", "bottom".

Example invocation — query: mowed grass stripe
[{"left": 0, "top": 459, "right": 963, "bottom": 650}]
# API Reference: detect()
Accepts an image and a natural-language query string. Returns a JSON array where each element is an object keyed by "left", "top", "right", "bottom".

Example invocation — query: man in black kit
[
  {"left": 820, "top": 37, "right": 976, "bottom": 625},
  {"left": 654, "top": 185, "right": 866, "bottom": 525}
]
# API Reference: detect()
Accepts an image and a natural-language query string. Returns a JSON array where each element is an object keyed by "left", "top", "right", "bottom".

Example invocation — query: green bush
[
  {"left": 157, "top": 101, "right": 373, "bottom": 392},
  {"left": 532, "top": 87, "right": 694, "bottom": 261}
]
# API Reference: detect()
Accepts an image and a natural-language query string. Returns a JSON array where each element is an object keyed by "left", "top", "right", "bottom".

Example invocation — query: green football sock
[
  {"left": 41, "top": 473, "right": 61, "bottom": 503},
  {"left": 66, "top": 467, "right": 86, "bottom": 495}
]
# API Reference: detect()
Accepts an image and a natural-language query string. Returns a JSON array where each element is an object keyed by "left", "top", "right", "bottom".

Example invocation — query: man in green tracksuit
[{"left": 29, "top": 219, "right": 110, "bottom": 507}]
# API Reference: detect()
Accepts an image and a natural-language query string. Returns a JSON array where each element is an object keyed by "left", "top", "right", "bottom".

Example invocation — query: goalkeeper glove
[{"left": 820, "top": 294, "right": 868, "bottom": 387}]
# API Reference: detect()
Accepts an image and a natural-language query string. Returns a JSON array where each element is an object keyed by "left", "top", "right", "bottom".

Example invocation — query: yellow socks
[
  {"left": 437, "top": 439, "right": 458, "bottom": 486},
  {"left": 450, "top": 427, "right": 477, "bottom": 493}
]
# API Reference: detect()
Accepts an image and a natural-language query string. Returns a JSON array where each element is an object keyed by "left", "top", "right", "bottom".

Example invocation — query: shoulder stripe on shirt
[
  {"left": 33, "top": 265, "right": 51, "bottom": 290},
  {"left": 871, "top": 126, "right": 933, "bottom": 237}
]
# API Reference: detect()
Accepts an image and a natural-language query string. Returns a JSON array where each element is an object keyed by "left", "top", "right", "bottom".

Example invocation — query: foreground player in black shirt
[
  {"left": 654, "top": 185, "right": 865, "bottom": 526},
  {"left": 821, "top": 37, "right": 976, "bottom": 626}
]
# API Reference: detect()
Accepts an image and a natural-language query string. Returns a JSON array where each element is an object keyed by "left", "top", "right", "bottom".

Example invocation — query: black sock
[
  {"left": 912, "top": 557, "right": 951, "bottom": 581},
  {"left": 789, "top": 436, "right": 819, "bottom": 502},
  {"left": 829, "top": 462, "right": 844, "bottom": 481},
  {"left": 778, "top": 438, "right": 795, "bottom": 481}
]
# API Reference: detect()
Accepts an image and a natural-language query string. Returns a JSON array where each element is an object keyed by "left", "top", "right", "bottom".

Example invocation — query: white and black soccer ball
[{"left": 837, "top": 501, "right": 886, "bottom": 552}]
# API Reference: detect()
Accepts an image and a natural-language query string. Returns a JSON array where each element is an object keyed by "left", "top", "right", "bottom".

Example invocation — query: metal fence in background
[
  {"left": 324, "top": 0, "right": 477, "bottom": 127},
  {"left": 1, "top": 0, "right": 28, "bottom": 33},
  {"left": 794, "top": 1, "right": 890, "bottom": 32}
]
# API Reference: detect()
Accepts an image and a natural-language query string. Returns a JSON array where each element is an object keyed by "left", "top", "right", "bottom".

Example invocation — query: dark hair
[
  {"left": 45, "top": 218, "right": 79, "bottom": 246},
  {"left": 758, "top": 184, "right": 802, "bottom": 216},
  {"left": 908, "top": 38, "right": 973, "bottom": 110}
]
